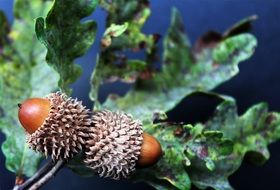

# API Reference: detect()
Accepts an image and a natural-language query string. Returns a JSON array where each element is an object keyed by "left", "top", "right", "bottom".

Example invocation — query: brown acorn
[
  {"left": 18, "top": 98, "right": 51, "bottom": 134},
  {"left": 18, "top": 92, "right": 92, "bottom": 160},
  {"left": 137, "top": 132, "right": 162, "bottom": 167},
  {"left": 84, "top": 110, "right": 162, "bottom": 179}
]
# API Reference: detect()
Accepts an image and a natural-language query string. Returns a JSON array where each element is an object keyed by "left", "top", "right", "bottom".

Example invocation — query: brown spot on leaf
[
  {"left": 108, "top": 94, "right": 120, "bottom": 101},
  {"left": 212, "top": 62, "right": 220, "bottom": 69},
  {"left": 198, "top": 146, "right": 209, "bottom": 158},
  {"left": 265, "top": 113, "right": 277, "bottom": 125},
  {"left": 174, "top": 127, "right": 184, "bottom": 137},
  {"left": 101, "top": 38, "right": 111, "bottom": 48},
  {"left": 139, "top": 69, "right": 154, "bottom": 80},
  {"left": 138, "top": 41, "right": 146, "bottom": 49},
  {"left": 152, "top": 33, "right": 161, "bottom": 43},
  {"left": 194, "top": 30, "right": 222, "bottom": 53}
]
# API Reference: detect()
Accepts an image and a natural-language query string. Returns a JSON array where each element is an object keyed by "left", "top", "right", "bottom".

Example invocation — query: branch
[
  {"left": 29, "top": 160, "right": 65, "bottom": 190},
  {"left": 13, "top": 159, "right": 64, "bottom": 190}
]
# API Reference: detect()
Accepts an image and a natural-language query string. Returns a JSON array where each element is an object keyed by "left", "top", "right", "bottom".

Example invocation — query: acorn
[
  {"left": 84, "top": 110, "right": 162, "bottom": 179},
  {"left": 18, "top": 92, "right": 92, "bottom": 160},
  {"left": 137, "top": 132, "right": 162, "bottom": 167},
  {"left": 18, "top": 92, "right": 162, "bottom": 179},
  {"left": 18, "top": 98, "right": 51, "bottom": 134}
]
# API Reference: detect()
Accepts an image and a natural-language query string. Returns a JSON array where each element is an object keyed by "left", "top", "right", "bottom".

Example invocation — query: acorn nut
[{"left": 137, "top": 132, "right": 162, "bottom": 167}]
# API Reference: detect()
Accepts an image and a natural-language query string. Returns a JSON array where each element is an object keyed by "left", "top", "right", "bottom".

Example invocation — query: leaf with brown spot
[{"left": 188, "top": 100, "right": 280, "bottom": 190}]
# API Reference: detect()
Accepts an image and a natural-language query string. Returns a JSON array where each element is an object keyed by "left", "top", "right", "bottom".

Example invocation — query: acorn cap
[
  {"left": 27, "top": 92, "right": 92, "bottom": 160},
  {"left": 84, "top": 110, "right": 143, "bottom": 179}
]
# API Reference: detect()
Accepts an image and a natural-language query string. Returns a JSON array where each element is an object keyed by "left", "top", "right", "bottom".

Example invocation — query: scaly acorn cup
[
  {"left": 18, "top": 92, "right": 92, "bottom": 160},
  {"left": 18, "top": 92, "right": 162, "bottom": 179},
  {"left": 84, "top": 110, "right": 162, "bottom": 179}
]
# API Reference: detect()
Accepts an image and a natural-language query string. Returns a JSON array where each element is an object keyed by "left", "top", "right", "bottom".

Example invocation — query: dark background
[{"left": 1, "top": 0, "right": 280, "bottom": 189}]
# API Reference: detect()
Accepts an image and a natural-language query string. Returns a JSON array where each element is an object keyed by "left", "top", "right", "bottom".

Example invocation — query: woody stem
[{"left": 13, "top": 159, "right": 65, "bottom": 190}]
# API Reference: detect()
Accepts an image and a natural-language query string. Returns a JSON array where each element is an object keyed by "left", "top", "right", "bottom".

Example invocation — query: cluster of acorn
[{"left": 18, "top": 92, "right": 162, "bottom": 179}]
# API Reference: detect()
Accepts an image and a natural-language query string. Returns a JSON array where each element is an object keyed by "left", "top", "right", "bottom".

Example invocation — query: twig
[
  {"left": 29, "top": 160, "right": 65, "bottom": 190},
  {"left": 13, "top": 159, "right": 56, "bottom": 190}
]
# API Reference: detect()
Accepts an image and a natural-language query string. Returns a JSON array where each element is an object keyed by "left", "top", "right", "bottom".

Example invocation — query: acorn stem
[
  {"left": 29, "top": 160, "right": 65, "bottom": 190},
  {"left": 13, "top": 159, "right": 63, "bottom": 190}
]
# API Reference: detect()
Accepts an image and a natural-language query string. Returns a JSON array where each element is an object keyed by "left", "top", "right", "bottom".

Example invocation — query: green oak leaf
[
  {"left": 35, "top": 0, "right": 98, "bottom": 95},
  {"left": 187, "top": 99, "right": 280, "bottom": 190},
  {"left": 90, "top": 0, "right": 156, "bottom": 105},
  {"left": 101, "top": 22, "right": 128, "bottom": 48},
  {"left": 185, "top": 126, "right": 233, "bottom": 171},
  {"left": 162, "top": 8, "right": 192, "bottom": 77},
  {"left": 133, "top": 123, "right": 233, "bottom": 190},
  {"left": 143, "top": 124, "right": 192, "bottom": 190},
  {"left": 0, "top": 0, "right": 59, "bottom": 177},
  {"left": 91, "top": 56, "right": 148, "bottom": 109},
  {"left": 101, "top": 8, "right": 257, "bottom": 124},
  {"left": 88, "top": 6, "right": 259, "bottom": 190},
  {"left": 194, "top": 15, "right": 257, "bottom": 53},
  {"left": 99, "top": 0, "right": 153, "bottom": 51}
]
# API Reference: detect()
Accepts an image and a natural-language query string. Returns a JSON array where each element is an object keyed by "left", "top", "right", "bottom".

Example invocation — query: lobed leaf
[
  {"left": 101, "top": 9, "right": 257, "bottom": 124},
  {"left": 187, "top": 99, "right": 280, "bottom": 190},
  {"left": 99, "top": 0, "right": 153, "bottom": 51},
  {"left": 35, "top": 0, "right": 98, "bottom": 95},
  {"left": 133, "top": 122, "right": 233, "bottom": 190},
  {"left": 90, "top": 0, "right": 157, "bottom": 105},
  {"left": 0, "top": 0, "right": 59, "bottom": 177},
  {"left": 132, "top": 95, "right": 280, "bottom": 190},
  {"left": 87, "top": 5, "right": 260, "bottom": 190}
]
